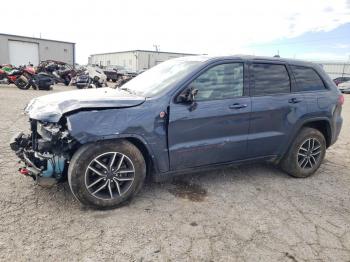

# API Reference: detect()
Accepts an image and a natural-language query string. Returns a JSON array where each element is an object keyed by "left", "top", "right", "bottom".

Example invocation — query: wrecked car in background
[
  {"left": 75, "top": 66, "right": 107, "bottom": 89},
  {"left": 10, "top": 55, "right": 343, "bottom": 209}
]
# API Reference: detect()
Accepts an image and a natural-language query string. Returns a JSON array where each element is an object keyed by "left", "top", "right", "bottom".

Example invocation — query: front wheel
[
  {"left": 280, "top": 127, "right": 326, "bottom": 178},
  {"left": 68, "top": 140, "right": 146, "bottom": 209},
  {"left": 15, "top": 77, "right": 31, "bottom": 90}
]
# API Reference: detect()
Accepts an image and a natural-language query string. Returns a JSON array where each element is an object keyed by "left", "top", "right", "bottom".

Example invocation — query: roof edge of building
[
  {"left": 0, "top": 33, "right": 75, "bottom": 44},
  {"left": 90, "top": 49, "right": 198, "bottom": 56}
]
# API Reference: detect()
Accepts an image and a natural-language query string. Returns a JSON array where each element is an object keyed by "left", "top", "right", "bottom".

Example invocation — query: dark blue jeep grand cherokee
[{"left": 10, "top": 55, "right": 344, "bottom": 209}]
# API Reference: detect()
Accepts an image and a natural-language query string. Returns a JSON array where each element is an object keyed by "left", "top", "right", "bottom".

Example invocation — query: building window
[
  {"left": 64, "top": 49, "right": 68, "bottom": 52},
  {"left": 45, "top": 47, "right": 49, "bottom": 50},
  {"left": 107, "top": 60, "right": 111, "bottom": 66}
]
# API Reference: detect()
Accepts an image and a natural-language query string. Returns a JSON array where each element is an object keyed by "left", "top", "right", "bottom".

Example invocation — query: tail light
[{"left": 339, "top": 94, "right": 344, "bottom": 106}]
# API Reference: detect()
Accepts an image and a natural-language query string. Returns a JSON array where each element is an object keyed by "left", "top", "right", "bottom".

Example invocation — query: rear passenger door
[
  {"left": 247, "top": 62, "right": 307, "bottom": 158},
  {"left": 290, "top": 65, "right": 333, "bottom": 117}
]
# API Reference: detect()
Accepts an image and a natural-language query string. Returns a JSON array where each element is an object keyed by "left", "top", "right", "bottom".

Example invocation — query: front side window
[
  {"left": 189, "top": 63, "right": 244, "bottom": 101},
  {"left": 251, "top": 63, "right": 290, "bottom": 96},
  {"left": 291, "top": 65, "right": 326, "bottom": 91}
]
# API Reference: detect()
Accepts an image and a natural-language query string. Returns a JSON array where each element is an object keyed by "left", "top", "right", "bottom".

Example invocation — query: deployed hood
[{"left": 25, "top": 88, "right": 145, "bottom": 122}]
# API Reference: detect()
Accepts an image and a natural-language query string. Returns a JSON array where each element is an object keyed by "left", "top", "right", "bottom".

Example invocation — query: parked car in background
[
  {"left": 338, "top": 80, "right": 350, "bottom": 93},
  {"left": 103, "top": 66, "right": 119, "bottom": 82},
  {"left": 10, "top": 55, "right": 343, "bottom": 209},
  {"left": 333, "top": 76, "right": 350, "bottom": 86},
  {"left": 75, "top": 66, "right": 107, "bottom": 89}
]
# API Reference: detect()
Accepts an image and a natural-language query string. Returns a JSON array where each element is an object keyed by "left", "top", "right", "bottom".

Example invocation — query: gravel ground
[{"left": 0, "top": 84, "right": 349, "bottom": 262}]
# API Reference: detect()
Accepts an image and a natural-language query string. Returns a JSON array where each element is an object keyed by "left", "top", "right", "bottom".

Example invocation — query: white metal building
[
  {"left": 0, "top": 33, "right": 75, "bottom": 66},
  {"left": 88, "top": 50, "right": 197, "bottom": 71},
  {"left": 315, "top": 61, "right": 350, "bottom": 79}
]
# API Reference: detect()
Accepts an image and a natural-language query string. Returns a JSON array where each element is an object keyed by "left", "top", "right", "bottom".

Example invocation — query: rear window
[
  {"left": 251, "top": 63, "right": 290, "bottom": 96},
  {"left": 291, "top": 65, "right": 326, "bottom": 91}
]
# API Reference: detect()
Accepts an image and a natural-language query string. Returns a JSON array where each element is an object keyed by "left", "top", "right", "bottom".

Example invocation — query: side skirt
[{"left": 152, "top": 155, "right": 278, "bottom": 182}]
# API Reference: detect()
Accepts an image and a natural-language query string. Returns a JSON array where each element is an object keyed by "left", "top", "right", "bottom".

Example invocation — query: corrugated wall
[
  {"left": 89, "top": 51, "right": 193, "bottom": 71},
  {"left": 0, "top": 34, "right": 74, "bottom": 65}
]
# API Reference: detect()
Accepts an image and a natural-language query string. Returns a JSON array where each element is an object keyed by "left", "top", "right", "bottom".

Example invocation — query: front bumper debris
[{"left": 9, "top": 120, "right": 72, "bottom": 187}]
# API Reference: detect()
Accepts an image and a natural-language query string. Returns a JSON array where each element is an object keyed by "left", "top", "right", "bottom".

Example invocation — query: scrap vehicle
[
  {"left": 338, "top": 80, "right": 350, "bottom": 93},
  {"left": 75, "top": 66, "right": 107, "bottom": 89},
  {"left": 333, "top": 76, "right": 350, "bottom": 86},
  {"left": 103, "top": 66, "right": 119, "bottom": 82},
  {"left": 103, "top": 65, "right": 138, "bottom": 82},
  {"left": 0, "top": 64, "right": 36, "bottom": 90},
  {"left": 10, "top": 55, "right": 343, "bottom": 209},
  {"left": 114, "top": 74, "right": 136, "bottom": 88},
  {"left": 37, "top": 60, "right": 76, "bottom": 86}
]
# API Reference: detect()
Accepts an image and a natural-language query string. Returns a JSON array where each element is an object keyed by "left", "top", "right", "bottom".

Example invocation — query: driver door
[{"left": 168, "top": 62, "right": 251, "bottom": 170}]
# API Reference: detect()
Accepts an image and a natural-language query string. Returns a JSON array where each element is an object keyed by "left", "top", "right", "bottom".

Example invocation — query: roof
[
  {"left": 0, "top": 33, "right": 75, "bottom": 44},
  {"left": 175, "top": 54, "right": 317, "bottom": 67},
  {"left": 90, "top": 49, "right": 198, "bottom": 56}
]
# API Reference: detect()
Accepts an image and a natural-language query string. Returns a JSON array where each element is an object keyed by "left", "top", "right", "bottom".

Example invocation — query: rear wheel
[
  {"left": 281, "top": 127, "right": 326, "bottom": 178},
  {"left": 68, "top": 140, "right": 146, "bottom": 209}
]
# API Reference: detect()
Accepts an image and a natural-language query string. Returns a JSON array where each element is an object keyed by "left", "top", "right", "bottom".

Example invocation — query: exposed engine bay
[{"left": 10, "top": 119, "right": 77, "bottom": 187}]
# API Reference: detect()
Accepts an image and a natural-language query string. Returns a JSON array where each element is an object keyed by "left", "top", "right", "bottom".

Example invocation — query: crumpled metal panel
[
  {"left": 25, "top": 88, "right": 145, "bottom": 122},
  {"left": 66, "top": 100, "right": 170, "bottom": 173}
]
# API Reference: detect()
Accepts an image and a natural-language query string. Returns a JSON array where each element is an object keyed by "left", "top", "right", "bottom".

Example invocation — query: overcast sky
[{"left": 2, "top": 0, "right": 350, "bottom": 63}]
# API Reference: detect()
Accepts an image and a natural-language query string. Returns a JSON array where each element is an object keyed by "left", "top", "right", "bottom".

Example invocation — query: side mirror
[{"left": 177, "top": 87, "right": 198, "bottom": 103}]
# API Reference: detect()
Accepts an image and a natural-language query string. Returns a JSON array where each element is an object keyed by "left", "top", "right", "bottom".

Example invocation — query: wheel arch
[
  {"left": 301, "top": 119, "right": 332, "bottom": 147},
  {"left": 72, "top": 134, "right": 158, "bottom": 180},
  {"left": 280, "top": 118, "right": 332, "bottom": 162}
]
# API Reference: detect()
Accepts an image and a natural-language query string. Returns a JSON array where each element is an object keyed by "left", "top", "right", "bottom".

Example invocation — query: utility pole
[{"left": 153, "top": 44, "right": 160, "bottom": 52}]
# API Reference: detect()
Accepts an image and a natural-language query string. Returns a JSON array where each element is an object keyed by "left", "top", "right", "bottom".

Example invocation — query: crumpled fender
[{"left": 65, "top": 105, "right": 169, "bottom": 173}]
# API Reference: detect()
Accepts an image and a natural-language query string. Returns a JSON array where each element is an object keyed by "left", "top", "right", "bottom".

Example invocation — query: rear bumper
[{"left": 331, "top": 114, "right": 343, "bottom": 146}]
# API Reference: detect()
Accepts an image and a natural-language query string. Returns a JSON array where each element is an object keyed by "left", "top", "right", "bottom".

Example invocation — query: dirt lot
[{"left": 0, "top": 84, "right": 349, "bottom": 262}]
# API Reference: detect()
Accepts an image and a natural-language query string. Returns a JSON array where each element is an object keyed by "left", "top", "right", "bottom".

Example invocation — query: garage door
[{"left": 8, "top": 40, "right": 39, "bottom": 66}]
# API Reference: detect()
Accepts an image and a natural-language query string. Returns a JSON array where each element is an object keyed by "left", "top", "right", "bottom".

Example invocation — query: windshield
[{"left": 120, "top": 58, "right": 205, "bottom": 97}]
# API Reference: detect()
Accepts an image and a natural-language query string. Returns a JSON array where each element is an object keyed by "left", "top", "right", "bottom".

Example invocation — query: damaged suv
[{"left": 10, "top": 55, "right": 343, "bottom": 209}]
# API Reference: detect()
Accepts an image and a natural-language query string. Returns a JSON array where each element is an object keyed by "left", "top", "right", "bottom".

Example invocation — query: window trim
[
  {"left": 173, "top": 61, "right": 247, "bottom": 103},
  {"left": 290, "top": 65, "right": 329, "bottom": 93},
  {"left": 249, "top": 62, "right": 292, "bottom": 97}
]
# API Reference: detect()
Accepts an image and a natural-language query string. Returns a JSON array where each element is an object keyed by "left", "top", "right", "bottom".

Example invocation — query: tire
[
  {"left": 64, "top": 77, "right": 70, "bottom": 86},
  {"left": 107, "top": 78, "right": 110, "bottom": 82},
  {"left": 112, "top": 79, "right": 117, "bottom": 83},
  {"left": 280, "top": 127, "right": 326, "bottom": 178},
  {"left": 15, "top": 77, "right": 31, "bottom": 90},
  {"left": 68, "top": 140, "right": 146, "bottom": 209}
]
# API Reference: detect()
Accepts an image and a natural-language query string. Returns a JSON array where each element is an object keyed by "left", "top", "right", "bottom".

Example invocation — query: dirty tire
[
  {"left": 15, "top": 78, "right": 30, "bottom": 90},
  {"left": 68, "top": 140, "right": 146, "bottom": 209},
  {"left": 281, "top": 127, "right": 326, "bottom": 178}
]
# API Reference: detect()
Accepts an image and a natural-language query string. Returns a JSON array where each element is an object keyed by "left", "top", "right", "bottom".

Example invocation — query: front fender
[{"left": 65, "top": 107, "right": 169, "bottom": 173}]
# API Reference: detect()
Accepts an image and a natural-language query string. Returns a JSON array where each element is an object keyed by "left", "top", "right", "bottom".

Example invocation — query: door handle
[
  {"left": 288, "top": 98, "right": 302, "bottom": 104},
  {"left": 229, "top": 103, "right": 248, "bottom": 109}
]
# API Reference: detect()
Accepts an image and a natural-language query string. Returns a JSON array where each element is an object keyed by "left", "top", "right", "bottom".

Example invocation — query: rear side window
[
  {"left": 251, "top": 63, "right": 290, "bottom": 96},
  {"left": 291, "top": 65, "right": 326, "bottom": 91}
]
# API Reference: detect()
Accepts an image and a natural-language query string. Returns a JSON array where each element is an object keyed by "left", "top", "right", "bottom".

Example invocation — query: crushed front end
[{"left": 10, "top": 119, "right": 77, "bottom": 187}]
